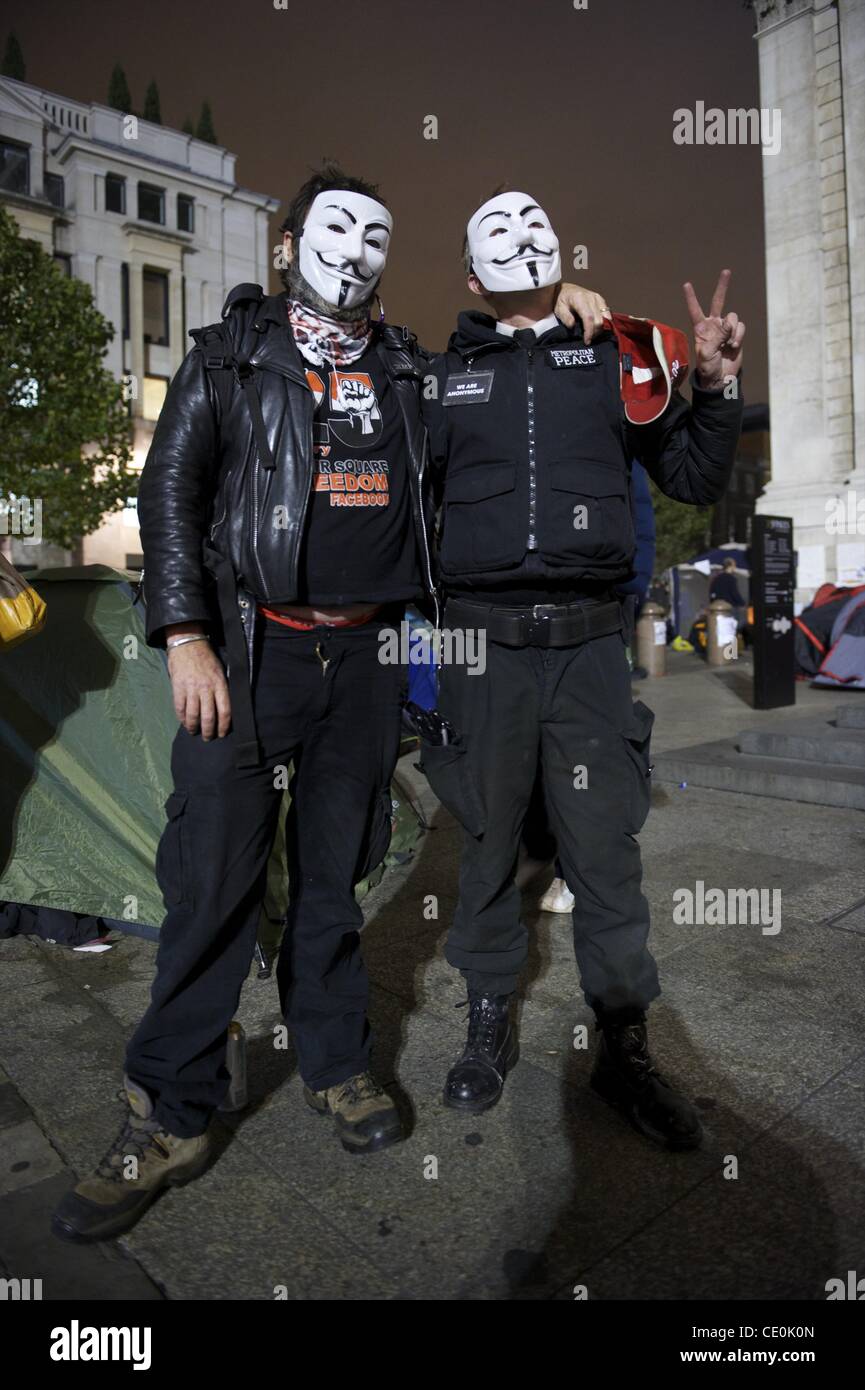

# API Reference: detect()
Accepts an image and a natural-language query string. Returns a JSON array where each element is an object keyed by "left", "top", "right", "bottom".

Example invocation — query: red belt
[{"left": 258, "top": 603, "right": 383, "bottom": 630}]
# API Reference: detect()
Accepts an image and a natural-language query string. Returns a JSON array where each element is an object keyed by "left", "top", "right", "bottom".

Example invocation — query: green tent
[{"left": 0, "top": 566, "right": 422, "bottom": 944}]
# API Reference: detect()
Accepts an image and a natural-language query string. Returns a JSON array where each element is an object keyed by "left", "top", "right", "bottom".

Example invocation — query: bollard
[
  {"left": 636, "top": 601, "right": 667, "bottom": 677},
  {"left": 707, "top": 598, "right": 737, "bottom": 667},
  {"left": 218, "top": 1019, "right": 248, "bottom": 1112}
]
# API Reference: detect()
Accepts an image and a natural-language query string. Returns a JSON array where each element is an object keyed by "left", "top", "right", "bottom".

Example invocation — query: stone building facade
[{"left": 0, "top": 75, "right": 278, "bottom": 570}]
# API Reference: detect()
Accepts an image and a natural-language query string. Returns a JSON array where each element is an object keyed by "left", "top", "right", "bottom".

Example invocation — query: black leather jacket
[{"left": 137, "top": 287, "right": 437, "bottom": 666}]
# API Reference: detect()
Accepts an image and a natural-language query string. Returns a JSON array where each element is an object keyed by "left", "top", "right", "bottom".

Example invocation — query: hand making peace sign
[{"left": 683, "top": 269, "right": 746, "bottom": 391}]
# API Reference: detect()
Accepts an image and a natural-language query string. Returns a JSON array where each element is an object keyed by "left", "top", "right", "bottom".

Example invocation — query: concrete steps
[
  {"left": 654, "top": 740, "right": 865, "bottom": 810},
  {"left": 653, "top": 701, "right": 865, "bottom": 810},
  {"left": 836, "top": 701, "right": 865, "bottom": 730},
  {"left": 739, "top": 720, "right": 865, "bottom": 767}
]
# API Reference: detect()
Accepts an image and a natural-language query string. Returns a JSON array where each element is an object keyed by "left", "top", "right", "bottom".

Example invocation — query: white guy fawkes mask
[
  {"left": 467, "top": 191, "right": 562, "bottom": 293},
  {"left": 297, "top": 189, "right": 392, "bottom": 310}
]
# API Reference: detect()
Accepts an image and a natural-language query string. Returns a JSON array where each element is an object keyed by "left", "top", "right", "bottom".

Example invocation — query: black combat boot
[
  {"left": 590, "top": 1009, "right": 702, "bottom": 1151},
  {"left": 443, "top": 995, "right": 518, "bottom": 1114}
]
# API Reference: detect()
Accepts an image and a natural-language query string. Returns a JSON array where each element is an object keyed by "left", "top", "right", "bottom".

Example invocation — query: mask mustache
[
  {"left": 316, "top": 252, "right": 375, "bottom": 284},
  {"left": 491, "top": 242, "right": 555, "bottom": 267}
]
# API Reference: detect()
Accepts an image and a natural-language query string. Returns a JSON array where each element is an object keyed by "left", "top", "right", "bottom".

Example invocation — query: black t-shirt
[{"left": 295, "top": 342, "right": 423, "bottom": 605}]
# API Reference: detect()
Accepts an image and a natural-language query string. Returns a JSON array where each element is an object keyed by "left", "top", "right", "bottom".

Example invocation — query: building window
[
  {"left": 44, "top": 172, "right": 65, "bottom": 208},
  {"left": 138, "top": 183, "right": 165, "bottom": 225},
  {"left": 53, "top": 253, "right": 72, "bottom": 276},
  {"left": 177, "top": 194, "right": 194, "bottom": 233},
  {"left": 143, "top": 270, "right": 169, "bottom": 345},
  {"left": 142, "top": 376, "right": 169, "bottom": 421},
  {"left": 105, "top": 172, "right": 126, "bottom": 214},
  {"left": 0, "top": 140, "right": 30, "bottom": 195},
  {"left": 125, "top": 553, "right": 145, "bottom": 570}
]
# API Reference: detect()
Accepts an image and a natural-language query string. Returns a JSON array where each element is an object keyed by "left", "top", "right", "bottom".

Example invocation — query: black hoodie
[{"left": 423, "top": 310, "right": 743, "bottom": 600}]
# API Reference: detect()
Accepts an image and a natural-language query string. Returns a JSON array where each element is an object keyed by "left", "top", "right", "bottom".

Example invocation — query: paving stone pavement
[{"left": 1, "top": 654, "right": 863, "bottom": 1301}]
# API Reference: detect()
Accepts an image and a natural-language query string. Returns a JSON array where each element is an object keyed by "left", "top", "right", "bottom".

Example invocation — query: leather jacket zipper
[
  {"left": 413, "top": 429, "right": 439, "bottom": 626},
  {"left": 381, "top": 350, "right": 440, "bottom": 626},
  {"left": 209, "top": 467, "right": 232, "bottom": 540},
  {"left": 250, "top": 441, "right": 268, "bottom": 595}
]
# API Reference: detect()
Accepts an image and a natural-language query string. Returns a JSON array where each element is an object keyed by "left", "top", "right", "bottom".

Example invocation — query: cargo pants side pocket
[
  {"left": 417, "top": 741, "right": 486, "bottom": 838},
  {"left": 621, "top": 700, "right": 654, "bottom": 836}
]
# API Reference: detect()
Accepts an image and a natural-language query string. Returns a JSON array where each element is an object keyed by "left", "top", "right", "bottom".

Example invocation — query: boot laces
[
  {"left": 615, "top": 1023, "right": 658, "bottom": 1080},
  {"left": 95, "top": 1096, "right": 163, "bottom": 1182},
  {"left": 334, "top": 1073, "right": 382, "bottom": 1107},
  {"left": 461, "top": 997, "right": 502, "bottom": 1055}
]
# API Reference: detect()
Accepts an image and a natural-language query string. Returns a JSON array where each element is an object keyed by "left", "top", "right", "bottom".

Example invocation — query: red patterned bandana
[{"left": 287, "top": 299, "right": 373, "bottom": 367}]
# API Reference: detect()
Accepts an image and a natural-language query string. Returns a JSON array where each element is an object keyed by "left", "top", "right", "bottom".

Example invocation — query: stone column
[
  {"left": 752, "top": 0, "right": 863, "bottom": 598},
  {"left": 839, "top": 0, "right": 865, "bottom": 486}
]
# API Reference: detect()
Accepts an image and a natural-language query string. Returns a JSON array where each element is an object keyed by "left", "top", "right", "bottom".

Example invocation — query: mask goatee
[{"left": 284, "top": 260, "right": 374, "bottom": 324}]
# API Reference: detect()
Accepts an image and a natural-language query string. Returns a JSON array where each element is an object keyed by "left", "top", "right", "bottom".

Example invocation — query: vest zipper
[{"left": 526, "top": 345, "right": 538, "bottom": 550}]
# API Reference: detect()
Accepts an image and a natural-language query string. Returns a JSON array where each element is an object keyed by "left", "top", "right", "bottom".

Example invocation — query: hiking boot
[
  {"left": 443, "top": 994, "right": 518, "bottom": 1114},
  {"left": 590, "top": 1011, "right": 702, "bottom": 1151},
  {"left": 303, "top": 1072, "right": 403, "bottom": 1154},
  {"left": 51, "top": 1076, "right": 212, "bottom": 1243}
]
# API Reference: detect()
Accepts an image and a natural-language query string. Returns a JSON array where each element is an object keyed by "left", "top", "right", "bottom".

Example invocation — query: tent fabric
[
  {"left": 405, "top": 606, "right": 437, "bottom": 712},
  {"left": 794, "top": 584, "right": 865, "bottom": 678},
  {"left": 0, "top": 567, "right": 173, "bottom": 929},
  {"left": 812, "top": 591, "right": 865, "bottom": 689},
  {"left": 689, "top": 544, "right": 750, "bottom": 569},
  {"left": 0, "top": 566, "right": 422, "bottom": 940}
]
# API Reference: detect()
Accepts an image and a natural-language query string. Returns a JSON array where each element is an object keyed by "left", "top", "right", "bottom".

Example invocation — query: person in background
[
  {"left": 709, "top": 556, "right": 747, "bottom": 630},
  {"left": 617, "top": 461, "right": 657, "bottom": 680}
]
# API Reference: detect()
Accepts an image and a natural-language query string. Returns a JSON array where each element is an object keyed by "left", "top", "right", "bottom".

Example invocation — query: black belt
[{"left": 445, "top": 595, "right": 625, "bottom": 648}]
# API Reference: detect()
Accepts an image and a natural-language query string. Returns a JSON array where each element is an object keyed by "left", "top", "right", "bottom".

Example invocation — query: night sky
[{"left": 5, "top": 0, "right": 768, "bottom": 399}]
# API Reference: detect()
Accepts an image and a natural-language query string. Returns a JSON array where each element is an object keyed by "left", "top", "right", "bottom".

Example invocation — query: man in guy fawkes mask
[
  {"left": 422, "top": 189, "right": 746, "bottom": 1150},
  {"left": 52, "top": 165, "right": 609, "bottom": 1244}
]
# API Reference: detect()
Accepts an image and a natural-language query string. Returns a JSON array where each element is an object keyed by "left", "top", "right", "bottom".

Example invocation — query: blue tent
[{"left": 812, "top": 591, "right": 865, "bottom": 690}]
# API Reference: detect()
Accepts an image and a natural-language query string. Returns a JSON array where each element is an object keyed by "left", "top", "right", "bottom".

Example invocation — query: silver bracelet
[{"left": 166, "top": 634, "right": 210, "bottom": 651}]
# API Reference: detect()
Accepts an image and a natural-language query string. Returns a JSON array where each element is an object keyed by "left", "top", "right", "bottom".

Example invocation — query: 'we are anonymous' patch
[{"left": 442, "top": 371, "right": 494, "bottom": 405}]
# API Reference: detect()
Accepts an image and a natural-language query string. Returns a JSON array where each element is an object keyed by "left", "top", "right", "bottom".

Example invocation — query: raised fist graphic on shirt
[{"left": 333, "top": 374, "right": 381, "bottom": 437}]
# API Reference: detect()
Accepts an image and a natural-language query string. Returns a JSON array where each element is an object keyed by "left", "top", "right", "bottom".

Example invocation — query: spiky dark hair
[{"left": 280, "top": 162, "right": 385, "bottom": 242}]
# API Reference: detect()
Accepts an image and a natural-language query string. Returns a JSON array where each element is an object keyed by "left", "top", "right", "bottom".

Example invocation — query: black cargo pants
[
  {"left": 423, "top": 605, "right": 660, "bottom": 1010},
  {"left": 125, "top": 612, "right": 404, "bottom": 1138}
]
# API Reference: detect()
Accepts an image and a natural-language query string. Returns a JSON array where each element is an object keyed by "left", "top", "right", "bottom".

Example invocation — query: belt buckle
[{"left": 528, "top": 603, "right": 555, "bottom": 645}]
